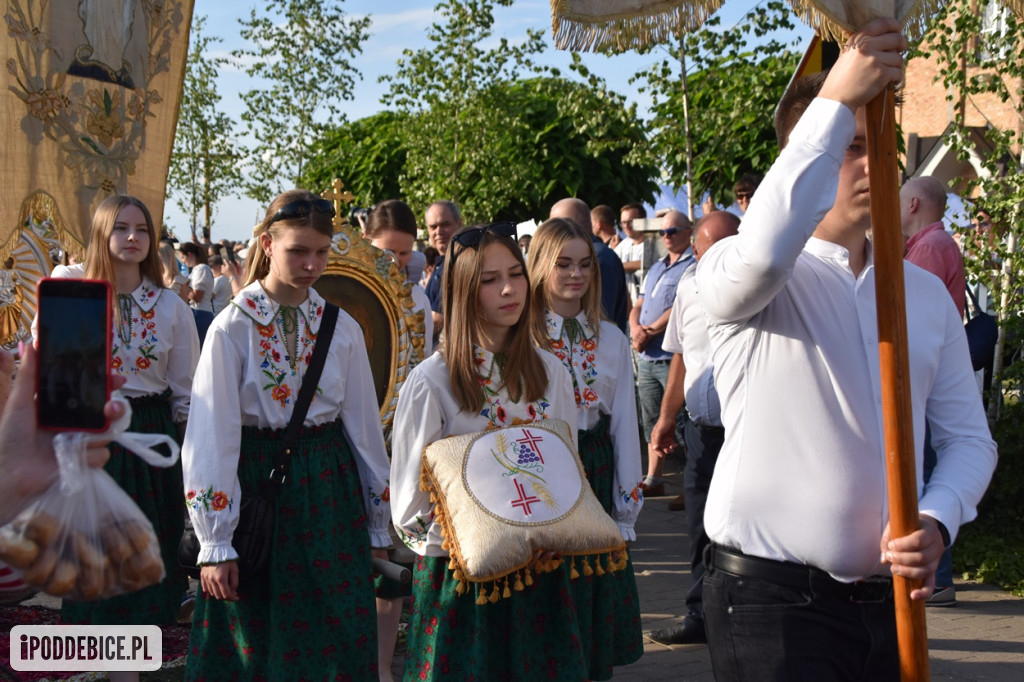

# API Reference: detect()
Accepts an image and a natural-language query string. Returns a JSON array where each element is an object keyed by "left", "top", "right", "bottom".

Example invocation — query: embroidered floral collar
[
  {"left": 232, "top": 281, "right": 326, "bottom": 334},
  {"left": 129, "top": 278, "right": 162, "bottom": 312},
  {"left": 544, "top": 310, "right": 596, "bottom": 343}
]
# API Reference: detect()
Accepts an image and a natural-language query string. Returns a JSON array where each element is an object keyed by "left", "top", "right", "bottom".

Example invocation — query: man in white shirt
[
  {"left": 696, "top": 20, "right": 996, "bottom": 680},
  {"left": 648, "top": 210, "right": 739, "bottom": 646},
  {"left": 615, "top": 203, "right": 647, "bottom": 304}
]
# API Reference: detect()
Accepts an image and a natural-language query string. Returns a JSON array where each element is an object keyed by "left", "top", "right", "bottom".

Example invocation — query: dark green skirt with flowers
[
  {"left": 185, "top": 419, "right": 377, "bottom": 681},
  {"left": 571, "top": 414, "right": 643, "bottom": 680},
  {"left": 62, "top": 391, "right": 187, "bottom": 626},
  {"left": 403, "top": 554, "right": 588, "bottom": 681}
]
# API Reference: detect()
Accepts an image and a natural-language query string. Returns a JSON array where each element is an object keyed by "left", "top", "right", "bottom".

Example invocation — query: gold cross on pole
[{"left": 321, "top": 178, "right": 356, "bottom": 232}]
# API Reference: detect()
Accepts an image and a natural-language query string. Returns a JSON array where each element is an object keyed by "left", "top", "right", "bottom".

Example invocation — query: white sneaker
[{"left": 926, "top": 585, "right": 956, "bottom": 607}]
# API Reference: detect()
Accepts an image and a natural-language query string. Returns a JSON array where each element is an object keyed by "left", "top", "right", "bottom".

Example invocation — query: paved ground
[
  {"left": 17, "top": 453, "right": 1024, "bottom": 680},
  {"left": 609, "top": 457, "right": 1024, "bottom": 681}
]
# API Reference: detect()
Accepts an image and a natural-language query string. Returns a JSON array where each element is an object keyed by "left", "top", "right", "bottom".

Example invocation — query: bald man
[
  {"left": 649, "top": 210, "right": 740, "bottom": 645},
  {"left": 628, "top": 208, "right": 694, "bottom": 498},
  {"left": 900, "top": 176, "right": 966, "bottom": 317},
  {"left": 550, "top": 198, "right": 629, "bottom": 333}
]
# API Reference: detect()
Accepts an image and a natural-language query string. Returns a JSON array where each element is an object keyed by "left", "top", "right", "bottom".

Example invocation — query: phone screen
[{"left": 36, "top": 278, "right": 111, "bottom": 431}]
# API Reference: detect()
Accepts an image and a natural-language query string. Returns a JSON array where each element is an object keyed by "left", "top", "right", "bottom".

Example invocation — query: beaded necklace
[
  {"left": 278, "top": 305, "right": 299, "bottom": 369},
  {"left": 116, "top": 294, "right": 134, "bottom": 345}
]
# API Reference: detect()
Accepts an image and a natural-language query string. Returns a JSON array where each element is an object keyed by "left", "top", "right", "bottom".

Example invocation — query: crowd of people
[{"left": 0, "top": 18, "right": 1001, "bottom": 682}]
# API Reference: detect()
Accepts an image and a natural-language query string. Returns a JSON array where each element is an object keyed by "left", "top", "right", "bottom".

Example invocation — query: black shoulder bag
[
  {"left": 964, "top": 285, "right": 998, "bottom": 372},
  {"left": 178, "top": 303, "right": 340, "bottom": 580}
]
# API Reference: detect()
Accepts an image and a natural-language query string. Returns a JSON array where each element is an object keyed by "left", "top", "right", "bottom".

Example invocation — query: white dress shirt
[
  {"left": 696, "top": 98, "right": 997, "bottom": 582},
  {"left": 663, "top": 266, "right": 721, "bottom": 427},
  {"left": 390, "top": 347, "right": 577, "bottom": 556},
  {"left": 49, "top": 265, "right": 198, "bottom": 422},
  {"left": 544, "top": 310, "right": 644, "bottom": 540},
  {"left": 182, "top": 281, "right": 392, "bottom": 564}
]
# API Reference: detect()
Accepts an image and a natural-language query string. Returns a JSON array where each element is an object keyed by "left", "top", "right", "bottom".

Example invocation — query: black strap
[
  {"left": 263, "top": 303, "right": 339, "bottom": 498},
  {"left": 965, "top": 284, "right": 983, "bottom": 319}
]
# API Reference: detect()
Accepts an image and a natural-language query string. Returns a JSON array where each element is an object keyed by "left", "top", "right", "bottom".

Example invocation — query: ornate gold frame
[{"left": 315, "top": 180, "right": 426, "bottom": 445}]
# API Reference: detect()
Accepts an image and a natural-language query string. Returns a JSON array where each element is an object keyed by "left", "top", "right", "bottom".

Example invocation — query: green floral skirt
[
  {"left": 62, "top": 391, "right": 187, "bottom": 626},
  {"left": 571, "top": 414, "right": 643, "bottom": 680},
  {"left": 404, "top": 554, "right": 588, "bottom": 681},
  {"left": 185, "top": 419, "right": 377, "bottom": 681}
]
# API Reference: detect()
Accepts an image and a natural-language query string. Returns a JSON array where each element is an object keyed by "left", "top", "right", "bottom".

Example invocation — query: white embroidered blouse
[
  {"left": 390, "top": 347, "right": 577, "bottom": 556},
  {"left": 49, "top": 265, "right": 198, "bottom": 422},
  {"left": 544, "top": 310, "right": 644, "bottom": 540},
  {"left": 182, "top": 281, "right": 392, "bottom": 564}
]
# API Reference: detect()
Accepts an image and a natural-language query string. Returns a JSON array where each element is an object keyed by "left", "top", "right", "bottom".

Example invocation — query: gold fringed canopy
[{"left": 551, "top": 0, "right": 948, "bottom": 50}]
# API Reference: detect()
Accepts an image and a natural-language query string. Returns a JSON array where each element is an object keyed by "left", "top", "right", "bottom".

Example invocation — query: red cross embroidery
[
  {"left": 516, "top": 429, "right": 546, "bottom": 463},
  {"left": 510, "top": 478, "right": 540, "bottom": 516}
]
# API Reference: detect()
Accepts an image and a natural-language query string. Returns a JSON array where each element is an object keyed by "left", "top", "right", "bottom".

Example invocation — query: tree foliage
[
  {"left": 300, "top": 111, "right": 409, "bottom": 209},
  {"left": 632, "top": 1, "right": 800, "bottom": 206},
  {"left": 380, "top": 0, "right": 548, "bottom": 222},
  {"left": 913, "top": 0, "right": 1024, "bottom": 403},
  {"left": 234, "top": 0, "right": 370, "bottom": 203},
  {"left": 167, "top": 15, "right": 241, "bottom": 242}
]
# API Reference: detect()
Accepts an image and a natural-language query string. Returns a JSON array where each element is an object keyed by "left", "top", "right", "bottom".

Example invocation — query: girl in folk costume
[
  {"left": 52, "top": 195, "right": 199, "bottom": 682},
  {"left": 181, "top": 189, "right": 391, "bottom": 680},
  {"left": 390, "top": 223, "right": 589, "bottom": 680},
  {"left": 526, "top": 217, "right": 644, "bottom": 679}
]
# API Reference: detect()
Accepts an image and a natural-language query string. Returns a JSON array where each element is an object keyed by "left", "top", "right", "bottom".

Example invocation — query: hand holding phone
[{"left": 35, "top": 278, "right": 112, "bottom": 432}]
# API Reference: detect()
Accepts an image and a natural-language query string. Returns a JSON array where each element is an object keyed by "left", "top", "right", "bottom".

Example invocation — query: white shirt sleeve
[
  {"left": 603, "top": 329, "right": 643, "bottom": 540},
  {"left": 332, "top": 312, "right": 393, "bottom": 548},
  {"left": 697, "top": 98, "right": 855, "bottom": 324},
  {"left": 182, "top": 323, "right": 243, "bottom": 565},
  {"left": 166, "top": 295, "right": 200, "bottom": 422}
]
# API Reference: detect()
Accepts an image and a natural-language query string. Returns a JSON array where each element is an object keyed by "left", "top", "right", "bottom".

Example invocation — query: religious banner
[{"left": 0, "top": 0, "right": 194, "bottom": 346}]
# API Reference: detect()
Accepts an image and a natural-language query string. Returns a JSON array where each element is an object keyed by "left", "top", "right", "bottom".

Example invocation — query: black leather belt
[{"left": 706, "top": 544, "right": 893, "bottom": 604}]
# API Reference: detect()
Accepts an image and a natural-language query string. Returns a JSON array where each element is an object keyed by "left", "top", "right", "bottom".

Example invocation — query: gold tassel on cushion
[
  {"left": 525, "top": 568, "right": 534, "bottom": 586},
  {"left": 570, "top": 557, "right": 580, "bottom": 580},
  {"left": 514, "top": 571, "right": 524, "bottom": 592},
  {"left": 457, "top": 581, "right": 468, "bottom": 596},
  {"left": 453, "top": 568, "right": 465, "bottom": 582},
  {"left": 475, "top": 585, "right": 487, "bottom": 605},
  {"left": 502, "top": 577, "right": 511, "bottom": 599},
  {"left": 488, "top": 582, "right": 501, "bottom": 603},
  {"left": 583, "top": 556, "right": 594, "bottom": 577},
  {"left": 594, "top": 555, "right": 605, "bottom": 576}
]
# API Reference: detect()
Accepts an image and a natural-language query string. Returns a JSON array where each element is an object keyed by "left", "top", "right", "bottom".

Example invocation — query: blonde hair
[
  {"left": 526, "top": 217, "right": 602, "bottom": 349},
  {"left": 244, "top": 189, "right": 335, "bottom": 287},
  {"left": 84, "top": 195, "right": 163, "bottom": 287},
  {"left": 157, "top": 241, "right": 181, "bottom": 289},
  {"left": 442, "top": 228, "right": 547, "bottom": 413}
]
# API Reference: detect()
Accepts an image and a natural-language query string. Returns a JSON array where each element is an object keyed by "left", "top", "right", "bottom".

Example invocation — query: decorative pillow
[{"left": 420, "top": 419, "right": 626, "bottom": 603}]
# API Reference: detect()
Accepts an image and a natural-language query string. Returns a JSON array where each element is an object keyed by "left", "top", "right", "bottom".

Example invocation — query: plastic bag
[{"left": 0, "top": 392, "right": 180, "bottom": 600}]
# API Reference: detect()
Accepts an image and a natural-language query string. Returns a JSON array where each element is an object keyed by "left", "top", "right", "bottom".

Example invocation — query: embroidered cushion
[{"left": 420, "top": 419, "right": 625, "bottom": 587}]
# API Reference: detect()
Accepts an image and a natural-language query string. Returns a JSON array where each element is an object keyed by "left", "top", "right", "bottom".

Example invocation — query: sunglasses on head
[
  {"left": 659, "top": 227, "right": 688, "bottom": 237},
  {"left": 451, "top": 222, "right": 518, "bottom": 250},
  {"left": 267, "top": 198, "right": 336, "bottom": 228}
]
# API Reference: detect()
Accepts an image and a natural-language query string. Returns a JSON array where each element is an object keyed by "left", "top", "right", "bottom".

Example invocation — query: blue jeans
[{"left": 636, "top": 359, "right": 685, "bottom": 444}]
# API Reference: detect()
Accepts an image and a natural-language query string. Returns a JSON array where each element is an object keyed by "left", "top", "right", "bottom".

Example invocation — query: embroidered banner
[{"left": 0, "top": 0, "right": 193, "bottom": 345}]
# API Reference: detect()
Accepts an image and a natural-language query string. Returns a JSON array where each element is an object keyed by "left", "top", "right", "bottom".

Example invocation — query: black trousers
[
  {"left": 682, "top": 420, "right": 725, "bottom": 617},
  {"left": 703, "top": 545, "right": 899, "bottom": 682}
]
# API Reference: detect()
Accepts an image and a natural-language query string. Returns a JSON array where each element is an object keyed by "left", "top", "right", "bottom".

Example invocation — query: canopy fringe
[{"left": 550, "top": 0, "right": 723, "bottom": 52}]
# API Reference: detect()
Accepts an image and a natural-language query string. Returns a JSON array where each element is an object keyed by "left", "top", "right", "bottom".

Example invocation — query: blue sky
[{"left": 167, "top": 1, "right": 812, "bottom": 243}]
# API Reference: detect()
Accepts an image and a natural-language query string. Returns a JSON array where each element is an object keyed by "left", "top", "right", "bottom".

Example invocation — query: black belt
[{"left": 706, "top": 544, "right": 893, "bottom": 604}]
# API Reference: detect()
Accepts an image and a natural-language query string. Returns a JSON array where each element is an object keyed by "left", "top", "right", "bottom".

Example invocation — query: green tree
[
  {"left": 234, "top": 0, "right": 371, "bottom": 203},
  {"left": 300, "top": 111, "right": 409, "bottom": 207},
  {"left": 632, "top": 1, "right": 800, "bottom": 210},
  {"left": 167, "top": 15, "right": 241, "bottom": 243},
  {"left": 380, "top": 0, "right": 548, "bottom": 222}
]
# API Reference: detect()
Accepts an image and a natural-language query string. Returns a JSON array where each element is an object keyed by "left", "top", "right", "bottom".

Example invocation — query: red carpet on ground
[{"left": 0, "top": 606, "right": 190, "bottom": 681}]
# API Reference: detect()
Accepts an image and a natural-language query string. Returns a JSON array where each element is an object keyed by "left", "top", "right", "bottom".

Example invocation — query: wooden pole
[{"left": 864, "top": 87, "right": 931, "bottom": 682}]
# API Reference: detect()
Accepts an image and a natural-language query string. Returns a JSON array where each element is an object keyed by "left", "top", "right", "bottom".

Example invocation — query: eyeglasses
[
  {"left": 659, "top": 227, "right": 689, "bottom": 237},
  {"left": 451, "top": 222, "right": 518, "bottom": 250},
  {"left": 735, "top": 192, "right": 752, "bottom": 200},
  {"left": 267, "top": 199, "right": 336, "bottom": 228}
]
